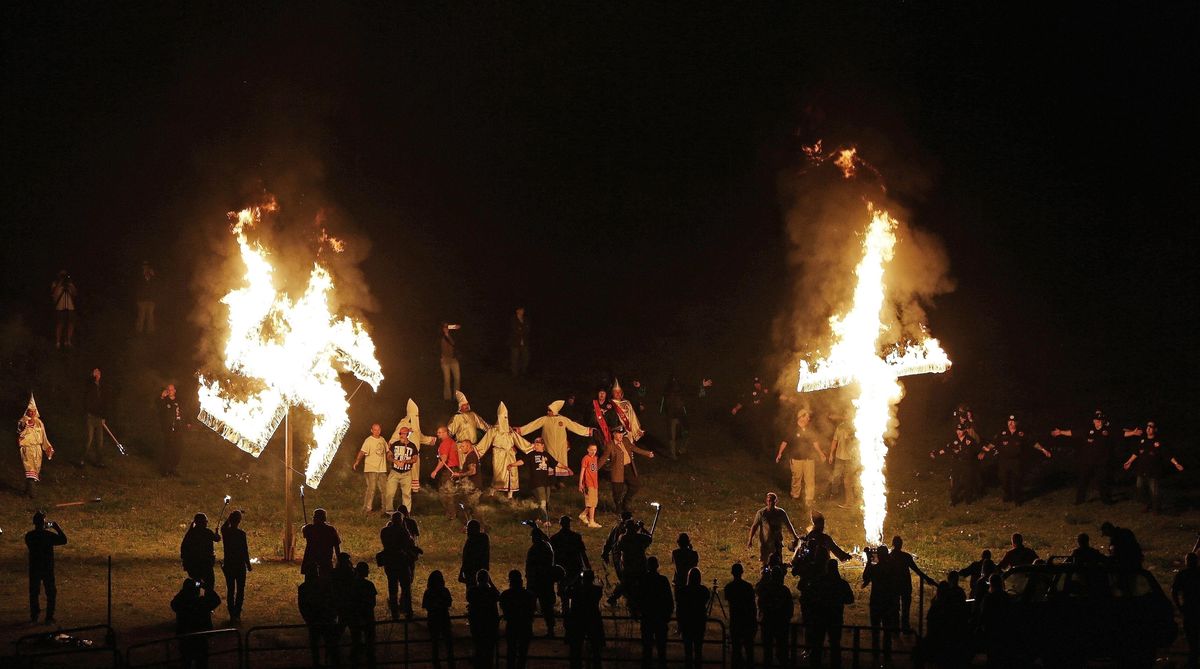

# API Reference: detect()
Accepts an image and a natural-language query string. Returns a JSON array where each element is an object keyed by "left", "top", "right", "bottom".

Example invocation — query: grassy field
[{"left": 3, "top": 395, "right": 1199, "bottom": 661}]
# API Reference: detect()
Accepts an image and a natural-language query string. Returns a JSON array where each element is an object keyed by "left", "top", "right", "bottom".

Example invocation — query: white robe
[
  {"left": 475, "top": 403, "right": 531, "bottom": 492},
  {"left": 19, "top": 420, "right": 50, "bottom": 481},
  {"left": 449, "top": 410, "right": 491, "bottom": 444},
  {"left": 519, "top": 413, "right": 590, "bottom": 466},
  {"left": 611, "top": 398, "right": 645, "bottom": 441}
]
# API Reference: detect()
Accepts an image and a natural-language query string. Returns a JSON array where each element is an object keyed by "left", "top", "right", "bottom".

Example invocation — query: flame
[
  {"left": 796, "top": 203, "right": 950, "bottom": 546},
  {"left": 197, "top": 201, "right": 383, "bottom": 488},
  {"left": 834, "top": 148, "right": 858, "bottom": 179}
]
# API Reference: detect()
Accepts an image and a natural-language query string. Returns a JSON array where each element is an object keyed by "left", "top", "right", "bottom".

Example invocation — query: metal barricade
[
  {"left": 790, "top": 622, "right": 923, "bottom": 669},
  {"left": 13, "top": 624, "right": 120, "bottom": 669},
  {"left": 125, "top": 628, "right": 242, "bottom": 669},
  {"left": 247, "top": 616, "right": 477, "bottom": 668}
]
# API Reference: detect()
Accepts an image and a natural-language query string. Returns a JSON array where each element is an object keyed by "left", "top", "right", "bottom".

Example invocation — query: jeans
[
  {"left": 136, "top": 300, "right": 156, "bottom": 334},
  {"left": 509, "top": 346, "right": 530, "bottom": 377},
  {"left": 789, "top": 458, "right": 815, "bottom": 502},
  {"left": 641, "top": 619, "right": 668, "bottom": 668},
  {"left": 386, "top": 468, "right": 414, "bottom": 513},
  {"left": 363, "top": 471, "right": 387, "bottom": 512},
  {"left": 386, "top": 564, "right": 414, "bottom": 617},
  {"left": 668, "top": 417, "right": 687, "bottom": 457},
  {"left": 223, "top": 567, "right": 246, "bottom": 617},
  {"left": 1136, "top": 475, "right": 1162, "bottom": 511},
  {"left": 29, "top": 569, "right": 56, "bottom": 620},
  {"left": 84, "top": 414, "right": 105, "bottom": 464},
  {"left": 441, "top": 357, "right": 461, "bottom": 401}
]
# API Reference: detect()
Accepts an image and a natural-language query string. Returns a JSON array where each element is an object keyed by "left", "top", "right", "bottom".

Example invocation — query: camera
[{"left": 447, "top": 323, "right": 462, "bottom": 330}]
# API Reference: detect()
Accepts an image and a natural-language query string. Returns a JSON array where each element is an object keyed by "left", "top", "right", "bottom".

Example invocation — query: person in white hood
[
  {"left": 387, "top": 399, "right": 437, "bottom": 512},
  {"left": 475, "top": 402, "right": 533, "bottom": 498},
  {"left": 18, "top": 394, "right": 54, "bottom": 499},
  {"left": 448, "top": 391, "right": 491, "bottom": 444},
  {"left": 518, "top": 400, "right": 594, "bottom": 467}
]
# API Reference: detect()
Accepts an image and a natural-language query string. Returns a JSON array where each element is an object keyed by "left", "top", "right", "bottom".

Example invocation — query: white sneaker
[
  {"left": 578, "top": 511, "right": 589, "bottom": 524},
  {"left": 589, "top": 521, "right": 602, "bottom": 528}
]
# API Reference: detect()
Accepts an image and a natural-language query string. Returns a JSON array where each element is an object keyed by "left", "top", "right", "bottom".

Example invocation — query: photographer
[
  {"left": 26, "top": 511, "right": 67, "bottom": 624},
  {"left": 439, "top": 322, "right": 462, "bottom": 401},
  {"left": 171, "top": 578, "right": 221, "bottom": 669}
]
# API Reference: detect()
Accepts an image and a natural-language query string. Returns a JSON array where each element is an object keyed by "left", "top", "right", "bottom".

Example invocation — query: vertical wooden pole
[{"left": 283, "top": 411, "right": 295, "bottom": 562}]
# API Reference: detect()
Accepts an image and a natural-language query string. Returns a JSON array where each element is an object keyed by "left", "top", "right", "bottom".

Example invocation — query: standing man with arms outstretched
[{"left": 746, "top": 492, "right": 801, "bottom": 567}]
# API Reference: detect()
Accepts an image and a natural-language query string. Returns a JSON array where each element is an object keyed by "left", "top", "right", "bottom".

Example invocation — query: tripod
[{"left": 706, "top": 578, "right": 727, "bottom": 620}]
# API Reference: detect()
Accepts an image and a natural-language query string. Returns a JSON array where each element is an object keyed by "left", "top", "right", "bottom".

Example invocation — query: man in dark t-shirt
[
  {"left": 26, "top": 512, "right": 67, "bottom": 623},
  {"left": 746, "top": 492, "right": 800, "bottom": 566}
]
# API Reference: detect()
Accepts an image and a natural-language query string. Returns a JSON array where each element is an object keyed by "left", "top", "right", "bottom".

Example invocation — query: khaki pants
[
  {"left": 363, "top": 472, "right": 387, "bottom": 512},
  {"left": 386, "top": 469, "right": 413, "bottom": 513},
  {"left": 789, "top": 458, "right": 816, "bottom": 502}
]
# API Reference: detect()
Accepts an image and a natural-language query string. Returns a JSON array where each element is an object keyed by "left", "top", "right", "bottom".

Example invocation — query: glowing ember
[
  {"left": 796, "top": 203, "right": 950, "bottom": 546},
  {"left": 197, "top": 200, "right": 383, "bottom": 488},
  {"left": 834, "top": 148, "right": 858, "bottom": 179}
]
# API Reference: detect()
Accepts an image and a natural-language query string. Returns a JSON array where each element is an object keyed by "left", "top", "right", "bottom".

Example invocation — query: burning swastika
[{"left": 197, "top": 200, "right": 383, "bottom": 488}]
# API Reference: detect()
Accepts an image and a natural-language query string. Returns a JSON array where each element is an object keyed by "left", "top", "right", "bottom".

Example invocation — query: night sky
[{"left": 3, "top": 4, "right": 1198, "bottom": 434}]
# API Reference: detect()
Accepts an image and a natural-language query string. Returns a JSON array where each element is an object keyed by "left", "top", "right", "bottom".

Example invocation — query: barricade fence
[
  {"left": 20, "top": 613, "right": 928, "bottom": 668},
  {"left": 125, "top": 628, "right": 242, "bottom": 669},
  {"left": 13, "top": 624, "right": 121, "bottom": 669}
]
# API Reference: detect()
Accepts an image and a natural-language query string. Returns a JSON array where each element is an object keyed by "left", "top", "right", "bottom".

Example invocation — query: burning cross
[
  {"left": 198, "top": 205, "right": 383, "bottom": 488},
  {"left": 796, "top": 204, "right": 950, "bottom": 546}
]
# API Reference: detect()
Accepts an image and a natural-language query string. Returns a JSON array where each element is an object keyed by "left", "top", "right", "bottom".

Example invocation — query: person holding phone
[{"left": 26, "top": 511, "right": 67, "bottom": 624}]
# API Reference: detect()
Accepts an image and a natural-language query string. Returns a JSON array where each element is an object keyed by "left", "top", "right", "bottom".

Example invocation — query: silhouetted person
[
  {"left": 381, "top": 511, "right": 423, "bottom": 620},
  {"left": 422, "top": 570, "right": 456, "bottom": 669},
  {"left": 890, "top": 535, "right": 936, "bottom": 631},
  {"left": 566, "top": 570, "right": 604, "bottom": 669},
  {"left": 219, "top": 510, "right": 250, "bottom": 622},
  {"left": 808, "top": 558, "right": 854, "bottom": 669},
  {"left": 677, "top": 567, "right": 710, "bottom": 669},
  {"left": 348, "top": 562, "right": 378, "bottom": 669},
  {"left": 672, "top": 532, "right": 699, "bottom": 592},
  {"left": 610, "top": 520, "right": 652, "bottom": 613},
  {"left": 26, "top": 511, "right": 66, "bottom": 624},
  {"left": 467, "top": 570, "right": 500, "bottom": 669},
  {"left": 298, "top": 570, "right": 340, "bottom": 668},
  {"left": 758, "top": 566, "right": 794, "bottom": 668},
  {"left": 926, "top": 578, "right": 971, "bottom": 669},
  {"left": 980, "top": 574, "right": 1012, "bottom": 668},
  {"left": 171, "top": 578, "right": 221, "bottom": 669},
  {"left": 996, "top": 533, "right": 1038, "bottom": 571},
  {"left": 550, "top": 516, "right": 591, "bottom": 614},
  {"left": 461, "top": 520, "right": 490, "bottom": 586},
  {"left": 499, "top": 570, "right": 536, "bottom": 669},
  {"left": 1101, "top": 521, "right": 1144, "bottom": 570},
  {"left": 525, "top": 527, "right": 558, "bottom": 637},
  {"left": 862, "top": 545, "right": 901, "bottom": 662},
  {"left": 332, "top": 552, "right": 355, "bottom": 644},
  {"left": 640, "top": 556, "right": 675, "bottom": 668},
  {"left": 301, "top": 508, "right": 342, "bottom": 578},
  {"left": 960, "top": 549, "right": 992, "bottom": 589},
  {"left": 1174, "top": 553, "right": 1200, "bottom": 669},
  {"left": 1069, "top": 532, "right": 1106, "bottom": 565},
  {"left": 724, "top": 563, "right": 757, "bottom": 669},
  {"left": 180, "top": 513, "right": 220, "bottom": 590}
]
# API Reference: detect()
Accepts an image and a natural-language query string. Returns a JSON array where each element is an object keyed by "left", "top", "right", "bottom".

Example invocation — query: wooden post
[{"left": 283, "top": 411, "right": 295, "bottom": 562}]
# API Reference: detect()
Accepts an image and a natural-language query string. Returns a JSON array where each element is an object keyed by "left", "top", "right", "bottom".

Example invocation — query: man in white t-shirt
[{"left": 353, "top": 423, "right": 389, "bottom": 515}]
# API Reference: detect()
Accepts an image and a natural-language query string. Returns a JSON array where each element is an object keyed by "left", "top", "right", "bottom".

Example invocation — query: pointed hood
[
  {"left": 548, "top": 400, "right": 565, "bottom": 415},
  {"left": 497, "top": 401, "right": 510, "bottom": 431},
  {"left": 390, "top": 398, "right": 424, "bottom": 443},
  {"left": 455, "top": 391, "right": 469, "bottom": 408},
  {"left": 26, "top": 393, "right": 39, "bottom": 419},
  {"left": 407, "top": 398, "right": 419, "bottom": 417},
  {"left": 611, "top": 378, "right": 622, "bottom": 393}
]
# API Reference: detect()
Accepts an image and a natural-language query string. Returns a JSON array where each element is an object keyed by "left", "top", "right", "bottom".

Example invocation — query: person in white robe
[
  {"left": 18, "top": 394, "right": 54, "bottom": 498},
  {"left": 610, "top": 379, "right": 645, "bottom": 442},
  {"left": 475, "top": 402, "right": 532, "bottom": 498},
  {"left": 448, "top": 391, "right": 491, "bottom": 444},
  {"left": 518, "top": 400, "right": 593, "bottom": 468}
]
